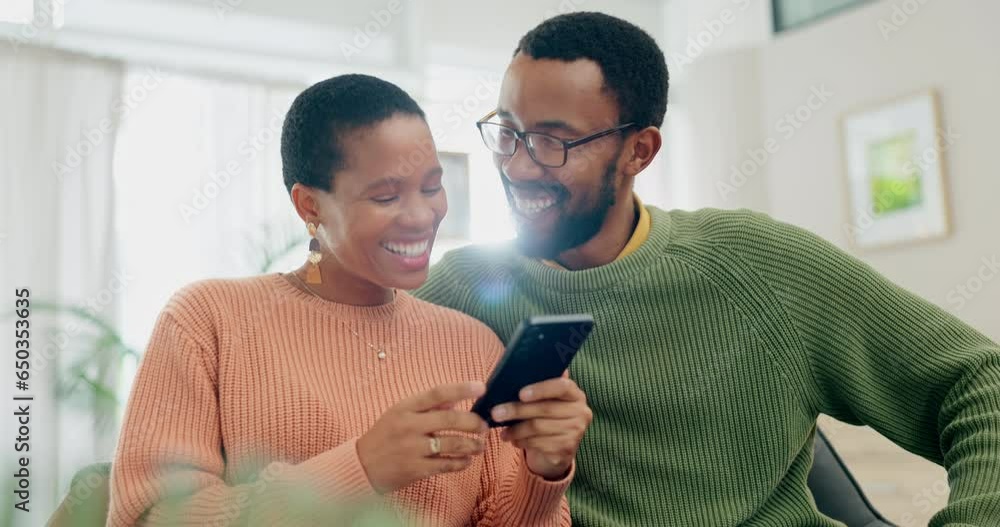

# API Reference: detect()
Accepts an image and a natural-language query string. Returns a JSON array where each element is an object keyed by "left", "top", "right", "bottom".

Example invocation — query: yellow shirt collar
[{"left": 542, "top": 195, "right": 651, "bottom": 270}]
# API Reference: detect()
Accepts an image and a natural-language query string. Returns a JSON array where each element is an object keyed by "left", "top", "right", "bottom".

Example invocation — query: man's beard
[{"left": 510, "top": 158, "right": 619, "bottom": 260}]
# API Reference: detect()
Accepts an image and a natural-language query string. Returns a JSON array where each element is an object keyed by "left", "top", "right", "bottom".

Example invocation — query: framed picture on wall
[
  {"left": 841, "top": 91, "right": 951, "bottom": 250},
  {"left": 772, "top": 0, "right": 872, "bottom": 33},
  {"left": 437, "top": 152, "right": 472, "bottom": 241}
]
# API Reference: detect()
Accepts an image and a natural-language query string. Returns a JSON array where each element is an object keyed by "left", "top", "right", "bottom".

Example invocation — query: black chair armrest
[{"left": 808, "top": 429, "right": 896, "bottom": 527}]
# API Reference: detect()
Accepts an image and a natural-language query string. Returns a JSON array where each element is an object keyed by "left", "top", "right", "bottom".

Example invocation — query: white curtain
[
  {"left": 113, "top": 69, "right": 304, "bottom": 398},
  {"left": 0, "top": 45, "right": 124, "bottom": 523}
]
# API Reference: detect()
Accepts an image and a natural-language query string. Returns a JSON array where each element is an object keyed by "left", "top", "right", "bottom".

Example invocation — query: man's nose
[{"left": 500, "top": 141, "right": 545, "bottom": 184}]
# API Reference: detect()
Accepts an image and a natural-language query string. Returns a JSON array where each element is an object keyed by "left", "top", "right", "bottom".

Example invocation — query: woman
[{"left": 106, "top": 75, "right": 592, "bottom": 526}]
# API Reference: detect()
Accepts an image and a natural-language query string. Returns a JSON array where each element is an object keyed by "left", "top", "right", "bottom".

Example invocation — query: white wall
[
  {"left": 662, "top": 0, "right": 771, "bottom": 69},
  {"left": 428, "top": 0, "right": 666, "bottom": 71},
  {"left": 659, "top": 0, "right": 773, "bottom": 210},
  {"left": 666, "top": 47, "right": 767, "bottom": 210},
  {"left": 758, "top": 0, "right": 1000, "bottom": 342}
]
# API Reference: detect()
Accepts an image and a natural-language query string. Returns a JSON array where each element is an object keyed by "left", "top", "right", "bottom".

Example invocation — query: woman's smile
[{"left": 381, "top": 236, "right": 434, "bottom": 271}]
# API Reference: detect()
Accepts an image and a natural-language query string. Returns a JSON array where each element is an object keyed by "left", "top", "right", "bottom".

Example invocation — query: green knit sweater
[{"left": 414, "top": 206, "right": 1000, "bottom": 526}]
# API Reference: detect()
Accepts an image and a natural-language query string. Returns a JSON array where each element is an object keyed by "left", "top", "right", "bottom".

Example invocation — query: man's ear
[{"left": 624, "top": 126, "right": 662, "bottom": 177}]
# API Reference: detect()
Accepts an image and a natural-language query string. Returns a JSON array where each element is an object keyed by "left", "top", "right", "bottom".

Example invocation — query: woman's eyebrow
[
  {"left": 424, "top": 166, "right": 443, "bottom": 180},
  {"left": 363, "top": 175, "right": 405, "bottom": 192}
]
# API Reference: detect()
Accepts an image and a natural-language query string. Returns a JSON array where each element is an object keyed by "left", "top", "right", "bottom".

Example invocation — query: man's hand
[{"left": 491, "top": 377, "right": 592, "bottom": 480}]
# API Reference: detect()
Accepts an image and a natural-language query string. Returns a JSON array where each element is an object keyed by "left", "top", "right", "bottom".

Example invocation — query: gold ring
[{"left": 429, "top": 436, "right": 441, "bottom": 456}]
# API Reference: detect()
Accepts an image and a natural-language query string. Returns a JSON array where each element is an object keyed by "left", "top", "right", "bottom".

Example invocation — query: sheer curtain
[
  {"left": 113, "top": 69, "right": 304, "bottom": 398},
  {"left": 0, "top": 45, "right": 123, "bottom": 522}
]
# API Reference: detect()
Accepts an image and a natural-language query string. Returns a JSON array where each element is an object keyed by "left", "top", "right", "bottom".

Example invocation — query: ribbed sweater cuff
[
  {"left": 287, "top": 438, "right": 376, "bottom": 503},
  {"left": 509, "top": 455, "right": 574, "bottom": 522}
]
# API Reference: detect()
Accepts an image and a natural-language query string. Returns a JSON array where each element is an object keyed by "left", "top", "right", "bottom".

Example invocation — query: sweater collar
[{"left": 272, "top": 273, "right": 416, "bottom": 322}]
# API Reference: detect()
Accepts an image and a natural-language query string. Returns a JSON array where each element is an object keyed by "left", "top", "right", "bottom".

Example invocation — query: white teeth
[
  {"left": 382, "top": 240, "right": 429, "bottom": 257},
  {"left": 513, "top": 196, "right": 556, "bottom": 216}
]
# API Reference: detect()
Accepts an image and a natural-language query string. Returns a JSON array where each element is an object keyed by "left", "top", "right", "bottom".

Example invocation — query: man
[{"left": 415, "top": 11, "right": 1000, "bottom": 527}]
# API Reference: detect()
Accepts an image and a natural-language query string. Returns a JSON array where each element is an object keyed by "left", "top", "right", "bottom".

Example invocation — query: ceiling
[
  {"left": 158, "top": 0, "right": 669, "bottom": 35},
  {"left": 161, "top": 0, "right": 413, "bottom": 29},
  {"left": 149, "top": 0, "right": 670, "bottom": 67}
]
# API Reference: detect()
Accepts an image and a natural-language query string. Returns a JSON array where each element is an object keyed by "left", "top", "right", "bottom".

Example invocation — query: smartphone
[{"left": 471, "top": 314, "right": 595, "bottom": 428}]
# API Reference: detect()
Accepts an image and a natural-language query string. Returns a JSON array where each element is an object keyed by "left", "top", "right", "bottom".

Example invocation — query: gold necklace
[{"left": 286, "top": 272, "right": 392, "bottom": 361}]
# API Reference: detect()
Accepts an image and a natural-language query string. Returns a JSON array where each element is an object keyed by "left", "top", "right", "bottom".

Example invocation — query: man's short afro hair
[
  {"left": 281, "top": 74, "right": 425, "bottom": 193},
  {"left": 514, "top": 12, "right": 669, "bottom": 129}
]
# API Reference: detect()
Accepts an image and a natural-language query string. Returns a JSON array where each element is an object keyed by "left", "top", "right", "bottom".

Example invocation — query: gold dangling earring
[{"left": 306, "top": 222, "right": 323, "bottom": 284}]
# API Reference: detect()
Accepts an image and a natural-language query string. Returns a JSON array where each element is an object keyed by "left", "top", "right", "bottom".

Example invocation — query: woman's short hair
[{"left": 281, "top": 74, "right": 425, "bottom": 193}]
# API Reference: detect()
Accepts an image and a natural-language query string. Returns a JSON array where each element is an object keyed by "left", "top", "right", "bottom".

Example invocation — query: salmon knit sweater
[{"left": 107, "top": 273, "right": 572, "bottom": 526}]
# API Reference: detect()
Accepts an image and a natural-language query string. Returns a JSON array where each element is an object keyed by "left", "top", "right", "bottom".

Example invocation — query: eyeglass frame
[{"left": 475, "top": 110, "right": 637, "bottom": 168}]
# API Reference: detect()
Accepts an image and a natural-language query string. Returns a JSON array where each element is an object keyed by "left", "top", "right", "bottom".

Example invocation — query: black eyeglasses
[{"left": 476, "top": 110, "right": 636, "bottom": 168}]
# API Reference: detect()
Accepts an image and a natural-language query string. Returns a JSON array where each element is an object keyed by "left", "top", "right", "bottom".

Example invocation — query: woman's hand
[
  {"left": 357, "top": 381, "right": 489, "bottom": 494},
  {"left": 491, "top": 377, "right": 592, "bottom": 480}
]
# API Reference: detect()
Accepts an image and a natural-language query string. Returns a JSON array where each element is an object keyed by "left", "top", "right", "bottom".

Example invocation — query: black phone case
[{"left": 471, "top": 315, "right": 594, "bottom": 427}]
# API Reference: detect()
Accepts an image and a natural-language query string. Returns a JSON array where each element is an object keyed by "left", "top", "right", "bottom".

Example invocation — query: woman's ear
[
  {"left": 289, "top": 183, "right": 321, "bottom": 224},
  {"left": 624, "top": 126, "right": 662, "bottom": 178}
]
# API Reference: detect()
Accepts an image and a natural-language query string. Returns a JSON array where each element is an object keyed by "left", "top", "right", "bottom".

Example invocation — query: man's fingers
[
  {"left": 510, "top": 435, "right": 578, "bottom": 460},
  {"left": 419, "top": 409, "right": 488, "bottom": 434},
  {"left": 518, "top": 377, "right": 584, "bottom": 403},
  {"left": 502, "top": 417, "right": 575, "bottom": 442},
  {"left": 400, "top": 381, "right": 486, "bottom": 412},
  {"left": 491, "top": 401, "right": 580, "bottom": 424}
]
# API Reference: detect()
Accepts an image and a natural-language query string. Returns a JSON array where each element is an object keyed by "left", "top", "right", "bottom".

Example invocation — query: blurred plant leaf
[
  {"left": 243, "top": 216, "right": 309, "bottom": 273},
  {"left": 31, "top": 301, "right": 140, "bottom": 360}
]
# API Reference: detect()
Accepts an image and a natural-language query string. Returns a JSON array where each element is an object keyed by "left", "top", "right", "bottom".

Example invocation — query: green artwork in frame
[
  {"left": 841, "top": 91, "right": 951, "bottom": 250},
  {"left": 866, "top": 130, "right": 924, "bottom": 217}
]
